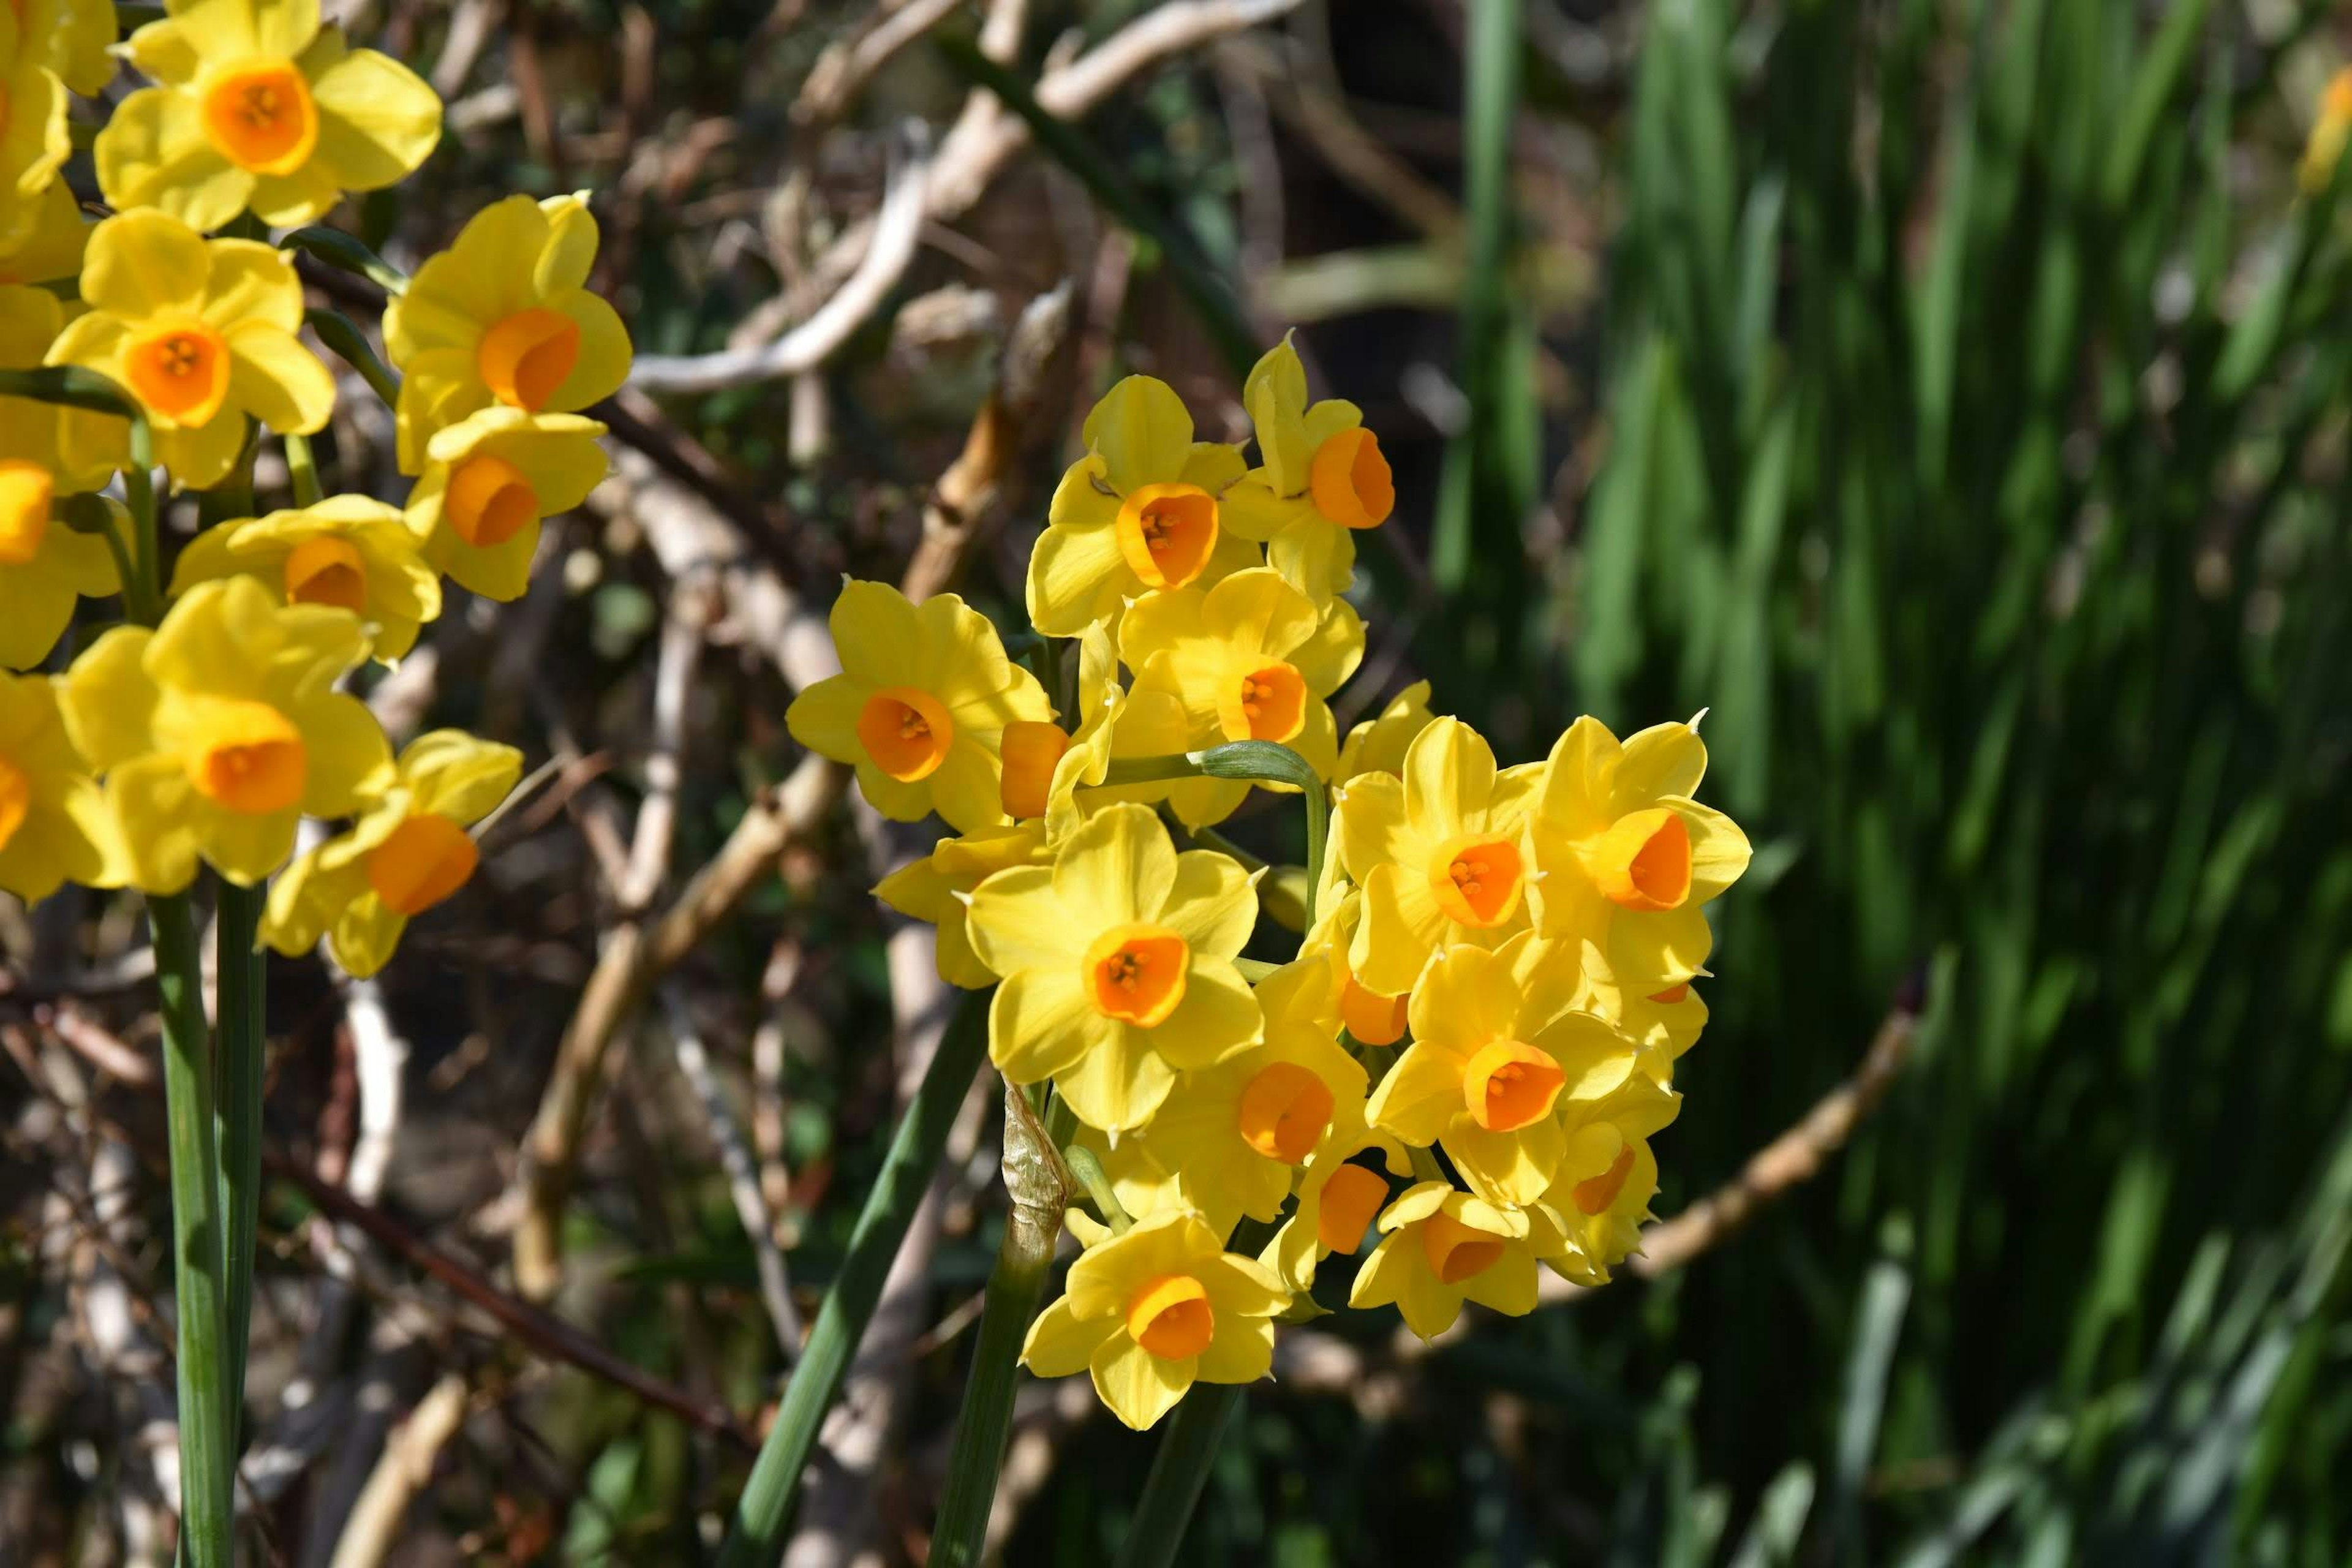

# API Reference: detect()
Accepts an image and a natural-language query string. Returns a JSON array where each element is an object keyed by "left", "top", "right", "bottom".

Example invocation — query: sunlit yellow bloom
[
  {"left": 1261, "top": 1127, "right": 1409, "bottom": 1291},
  {"left": 2, "top": 287, "right": 118, "bottom": 668},
  {"left": 0, "top": 668, "right": 122, "bottom": 901},
  {"left": 48, "top": 211, "right": 334, "bottom": 491},
  {"left": 262, "top": 729, "right": 520, "bottom": 976},
  {"left": 1035, "top": 622, "right": 1188, "bottom": 838},
  {"left": 16, "top": 0, "right": 114, "bottom": 95},
  {"left": 1534, "top": 1074, "right": 1681, "bottom": 1287},
  {"left": 1365, "top": 935, "right": 1638, "bottom": 1205},
  {"left": 1336, "top": 679, "right": 1436, "bottom": 783},
  {"left": 1335, "top": 717, "right": 1543, "bottom": 997},
  {"left": 1025, "top": 375, "right": 1257, "bottom": 636},
  {"left": 785, "top": 579, "right": 1050, "bottom": 834},
  {"left": 1222, "top": 334, "right": 1396, "bottom": 598},
  {"left": 0, "top": 10, "right": 67, "bottom": 254},
  {"left": 1616, "top": 978, "right": 1706, "bottom": 1087},
  {"left": 99, "top": 0, "right": 440, "bottom": 232},
  {"left": 2302, "top": 69, "right": 2352, "bottom": 194},
  {"left": 965, "top": 803, "right": 1261, "bottom": 1132},
  {"left": 1528, "top": 714, "right": 1750, "bottom": 1000},
  {"left": 872, "top": 820, "right": 1048, "bottom": 989},
  {"left": 1082, "top": 1007, "right": 1367, "bottom": 1234},
  {"left": 1120, "top": 567, "right": 1363, "bottom": 827},
  {"left": 383, "top": 194, "right": 631, "bottom": 473},
  {"left": 1020, "top": 1207, "right": 1288, "bottom": 1431},
  {"left": 170, "top": 495, "right": 441, "bottom": 661},
  {"left": 0, "top": 179, "right": 87, "bottom": 286},
  {"left": 59, "top": 577, "right": 390, "bottom": 891},
  {"left": 402, "top": 407, "right": 607, "bottom": 602},
  {"left": 1348, "top": 1180, "right": 1543, "bottom": 1340}
]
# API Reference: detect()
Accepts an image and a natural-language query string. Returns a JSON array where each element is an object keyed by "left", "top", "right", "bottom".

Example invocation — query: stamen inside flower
[
  {"left": 1126, "top": 1274, "right": 1215, "bottom": 1360},
  {"left": 855, "top": 686, "right": 954, "bottom": 782},
  {"left": 1235, "top": 1061, "right": 1333, "bottom": 1163},
  {"left": 1420, "top": 1211, "right": 1504, "bottom": 1284},
  {"left": 477, "top": 307, "right": 581, "bottom": 411},
  {"left": 126, "top": 322, "right": 231, "bottom": 426},
  {"left": 1112, "top": 481, "right": 1219, "bottom": 589},
  {"left": 365, "top": 813, "right": 481, "bottom": 916},
  {"left": 200, "top": 59, "right": 318, "bottom": 175},
  {"left": 1572, "top": 1145, "right": 1637, "bottom": 1216},
  {"left": 282, "top": 535, "right": 368, "bottom": 613},
  {"left": 445, "top": 453, "right": 540, "bottom": 548},
  {"left": 1216, "top": 660, "right": 1306, "bottom": 744},
  {"left": 0, "top": 751, "right": 28, "bottom": 852},
  {"left": 1428, "top": 833, "right": 1525, "bottom": 929},
  {"left": 1308, "top": 426, "right": 1394, "bottom": 530},
  {"left": 1081, "top": 922, "right": 1190, "bottom": 1027},
  {"left": 190, "top": 699, "right": 306, "bottom": 814},
  {"left": 0, "top": 459, "right": 51, "bottom": 567},
  {"left": 1461, "top": 1040, "right": 1566, "bottom": 1132},
  {"left": 999, "top": 719, "right": 1072, "bottom": 820},
  {"left": 1582, "top": 808, "right": 1692, "bottom": 911},
  {"left": 1316, "top": 1164, "right": 1389, "bottom": 1254},
  {"left": 1339, "top": 977, "right": 1409, "bottom": 1047}
]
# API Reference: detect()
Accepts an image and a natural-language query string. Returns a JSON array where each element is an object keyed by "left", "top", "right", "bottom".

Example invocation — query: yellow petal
[
  {"left": 1081, "top": 375, "right": 1193, "bottom": 495},
  {"left": 308, "top": 46, "right": 442, "bottom": 190},
  {"left": 1149, "top": 960, "right": 1261, "bottom": 1071},
  {"left": 1242, "top": 334, "right": 1310, "bottom": 496},
  {"left": 227, "top": 323, "right": 336, "bottom": 435},
  {"left": 1667, "top": 796, "right": 1752, "bottom": 903},
  {"left": 1050, "top": 802, "right": 1175, "bottom": 931},
  {"left": 1088, "top": 1332, "right": 1191, "bottom": 1431},
  {"left": 80, "top": 208, "right": 213, "bottom": 320},
  {"left": 1020, "top": 1294, "right": 1117, "bottom": 1378},
  {"left": 94, "top": 91, "right": 251, "bottom": 233},
  {"left": 985, "top": 965, "right": 1097, "bottom": 1087}
]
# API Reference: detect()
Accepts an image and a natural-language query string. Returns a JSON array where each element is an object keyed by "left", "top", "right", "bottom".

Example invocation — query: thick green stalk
[
  {"left": 716, "top": 997, "right": 992, "bottom": 1567},
  {"left": 929, "top": 1086, "right": 1078, "bottom": 1567},
  {"left": 213, "top": 880, "right": 267, "bottom": 1444},
  {"left": 283, "top": 431, "right": 323, "bottom": 507}
]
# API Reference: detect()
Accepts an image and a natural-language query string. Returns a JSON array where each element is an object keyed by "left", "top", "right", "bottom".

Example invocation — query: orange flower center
[
  {"left": 1420, "top": 1212, "right": 1504, "bottom": 1285},
  {"left": 1583, "top": 808, "right": 1692, "bottom": 911},
  {"left": 1428, "top": 832, "right": 1525, "bottom": 929},
  {"left": 1462, "top": 1040, "right": 1566, "bottom": 1132},
  {"left": 1308, "top": 426, "right": 1394, "bottom": 530},
  {"left": 126, "top": 321, "right": 232, "bottom": 426},
  {"left": 1126, "top": 1273, "right": 1215, "bottom": 1361},
  {"left": 201, "top": 59, "right": 318, "bottom": 175},
  {"left": 0, "top": 750, "right": 28, "bottom": 852},
  {"left": 1235, "top": 1061, "right": 1333, "bottom": 1164},
  {"left": 191, "top": 699, "right": 306, "bottom": 815},
  {"left": 1082, "top": 922, "right": 1190, "bottom": 1027},
  {"left": 1338, "top": 976, "right": 1409, "bottom": 1047},
  {"left": 1572, "top": 1145, "right": 1637, "bottom": 1216},
  {"left": 854, "top": 686, "right": 954, "bottom": 782},
  {"left": 1217, "top": 660, "right": 1306, "bottom": 744},
  {"left": 1648, "top": 982, "right": 1691, "bottom": 1005},
  {"left": 998, "top": 719, "right": 1071, "bottom": 820},
  {"left": 0, "top": 459, "right": 51, "bottom": 567},
  {"left": 477, "top": 307, "right": 581, "bottom": 411},
  {"left": 283, "top": 535, "right": 368, "bottom": 613},
  {"left": 1315, "top": 1164, "right": 1389, "bottom": 1255},
  {"left": 1113, "top": 481, "right": 1219, "bottom": 589},
  {"left": 445, "top": 453, "right": 540, "bottom": 548},
  {"left": 365, "top": 813, "right": 481, "bottom": 917}
]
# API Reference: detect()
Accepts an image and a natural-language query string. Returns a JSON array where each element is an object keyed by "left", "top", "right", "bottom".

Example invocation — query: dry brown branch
[
  {"left": 793, "top": 0, "right": 968, "bottom": 129},
  {"left": 324, "top": 1373, "right": 470, "bottom": 1568}
]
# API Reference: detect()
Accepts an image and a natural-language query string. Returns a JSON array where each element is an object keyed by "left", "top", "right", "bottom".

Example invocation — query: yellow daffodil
[
  {"left": 2, "top": 287, "right": 119, "bottom": 668},
  {"left": 170, "top": 496, "right": 442, "bottom": 661},
  {"left": 1336, "top": 679, "right": 1436, "bottom": 783},
  {"left": 872, "top": 820, "right": 1048, "bottom": 989},
  {"left": 1082, "top": 1012, "right": 1367, "bottom": 1233},
  {"left": 262, "top": 729, "right": 520, "bottom": 976},
  {"left": 1536, "top": 1076, "right": 1681, "bottom": 1287},
  {"left": 2303, "top": 69, "right": 2352, "bottom": 194},
  {"left": 1365, "top": 935, "right": 1639, "bottom": 1205},
  {"left": 1222, "top": 335, "right": 1396, "bottom": 598},
  {"left": 1025, "top": 375, "right": 1257, "bottom": 636},
  {"left": 0, "top": 10, "right": 67, "bottom": 254},
  {"left": 1528, "top": 714, "right": 1751, "bottom": 1000},
  {"left": 1619, "top": 979, "right": 1706, "bottom": 1087},
  {"left": 403, "top": 407, "right": 607, "bottom": 601},
  {"left": 17, "top": 0, "right": 114, "bottom": 96},
  {"left": 1020, "top": 1207, "right": 1289, "bottom": 1431},
  {"left": 99, "top": 0, "right": 440, "bottom": 232},
  {"left": 1334, "top": 716, "right": 1543, "bottom": 997},
  {"left": 59, "top": 576, "right": 390, "bottom": 891},
  {"left": 0, "top": 178, "right": 86, "bottom": 285},
  {"left": 1348, "top": 1180, "right": 1544, "bottom": 1340},
  {"left": 1261, "top": 1129, "right": 1410, "bottom": 1292},
  {"left": 964, "top": 803, "right": 1261, "bottom": 1132},
  {"left": 383, "top": 194, "right": 631, "bottom": 473},
  {"left": 0, "top": 669, "right": 121, "bottom": 901},
  {"left": 1032, "top": 622, "right": 1188, "bottom": 838},
  {"left": 48, "top": 211, "right": 333, "bottom": 491},
  {"left": 1120, "top": 567, "right": 1364, "bottom": 827},
  {"left": 785, "top": 579, "right": 1051, "bottom": 834}
]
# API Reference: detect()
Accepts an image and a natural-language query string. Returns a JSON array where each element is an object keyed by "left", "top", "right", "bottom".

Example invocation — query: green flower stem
[
  {"left": 1061, "top": 1144, "right": 1131, "bottom": 1233},
  {"left": 716, "top": 996, "right": 992, "bottom": 1567},
  {"left": 306, "top": 308, "right": 403, "bottom": 407},
  {"left": 278, "top": 225, "right": 411, "bottom": 296},
  {"left": 283, "top": 432, "right": 322, "bottom": 506},
  {"left": 930, "top": 1084, "right": 1080, "bottom": 1567},
  {"left": 213, "top": 880, "right": 267, "bottom": 1446},
  {"left": 1098, "top": 742, "right": 1330, "bottom": 926}
]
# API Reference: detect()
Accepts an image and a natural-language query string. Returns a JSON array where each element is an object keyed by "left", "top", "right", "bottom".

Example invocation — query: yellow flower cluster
[
  {"left": 1, "top": 0, "right": 623, "bottom": 981},
  {"left": 790, "top": 338, "right": 1752, "bottom": 1429}
]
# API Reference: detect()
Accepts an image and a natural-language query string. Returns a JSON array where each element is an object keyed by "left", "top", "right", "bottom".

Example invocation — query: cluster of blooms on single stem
[
  {"left": 788, "top": 341, "right": 1753, "bottom": 1430},
  {"left": 1, "top": 0, "right": 633, "bottom": 976}
]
